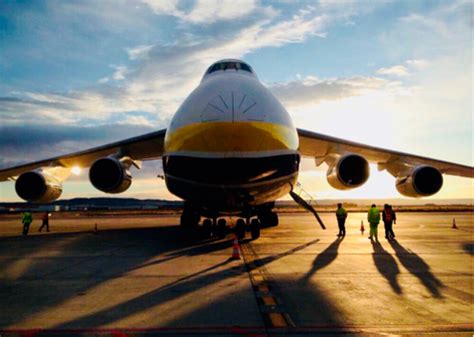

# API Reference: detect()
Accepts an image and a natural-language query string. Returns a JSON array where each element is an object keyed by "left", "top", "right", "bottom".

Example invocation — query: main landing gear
[
  {"left": 179, "top": 206, "right": 279, "bottom": 241},
  {"left": 236, "top": 218, "right": 261, "bottom": 240}
]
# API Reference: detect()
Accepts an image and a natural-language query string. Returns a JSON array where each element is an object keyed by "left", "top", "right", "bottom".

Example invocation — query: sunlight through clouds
[{"left": 0, "top": 0, "right": 471, "bottom": 201}]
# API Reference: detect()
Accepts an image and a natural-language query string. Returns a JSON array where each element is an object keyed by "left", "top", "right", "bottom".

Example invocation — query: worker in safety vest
[
  {"left": 382, "top": 204, "right": 396, "bottom": 240},
  {"left": 22, "top": 211, "right": 33, "bottom": 236},
  {"left": 335, "top": 203, "right": 348, "bottom": 237},
  {"left": 367, "top": 204, "right": 380, "bottom": 241}
]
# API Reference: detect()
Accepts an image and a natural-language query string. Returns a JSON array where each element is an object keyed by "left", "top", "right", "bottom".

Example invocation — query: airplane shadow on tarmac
[
  {"left": 0, "top": 225, "right": 237, "bottom": 328},
  {"left": 0, "top": 224, "right": 343, "bottom": 330},
  {"left": 388, "top": 239, "right": 444, "bottom": 298},
  {"left": 49, "top": 237, "right": 324, "bottom": 329},
  {"left": 370, "top": 240, "right": 402, "bottom": 294}
]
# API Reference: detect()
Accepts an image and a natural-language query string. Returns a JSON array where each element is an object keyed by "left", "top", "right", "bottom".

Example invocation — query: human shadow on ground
[
  {"left": 462, "top": 243, "right": 473, "bottom": 255},
  {"left": 371, "top": 240, "right": 402, "bottom": 294},
  {"left": 389, "top": 239, "right": 444, "bottom": 298},
  {"left": 301, "top": 236, "right": 343, "bottom": 283}
]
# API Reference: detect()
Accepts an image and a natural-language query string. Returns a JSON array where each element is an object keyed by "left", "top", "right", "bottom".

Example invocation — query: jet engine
[
  {"left": 396, "top": 165, "right": 443, "bottom": 198},
  {"left": 326, "top": 154, "right": 370, "bottom": 190},
  {"left": 89, "top": 157, "right": 132, "bottom": 193},
  {"left": 15, "top": 171, "right": 62, "bottom": 203}
]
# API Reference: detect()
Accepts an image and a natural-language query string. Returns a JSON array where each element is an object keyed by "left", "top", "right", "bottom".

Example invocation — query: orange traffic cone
[
  {"left": 360, "top": 220, "right": 365, "bottom": 234},
  {"left": 452, "top": 218, "right": 458, "bottom": 229},
  {"left": 231, "top": 235, "right": 241, "bottom": 260}
]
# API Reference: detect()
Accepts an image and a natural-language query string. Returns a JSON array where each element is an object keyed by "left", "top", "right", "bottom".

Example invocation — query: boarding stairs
[{"left": 289, "top": 182, "right": 326, "bottom": 229}]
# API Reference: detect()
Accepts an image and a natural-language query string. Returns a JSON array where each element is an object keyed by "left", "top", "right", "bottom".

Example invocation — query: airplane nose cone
[{"left": 200, "top": 91, "right": 264, "bottom": 123}]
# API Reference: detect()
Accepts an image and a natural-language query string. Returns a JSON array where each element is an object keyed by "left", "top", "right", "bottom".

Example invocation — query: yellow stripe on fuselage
[{"left": 164, "top": 121, "right": 298, "bottom": 157}]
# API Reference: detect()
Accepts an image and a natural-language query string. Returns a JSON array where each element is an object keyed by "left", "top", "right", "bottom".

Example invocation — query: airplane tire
[
  {"left": 250, "top": 218, "right": 260, "bottom": 240},
  {"left": 236, "top": 219, "right": 245, "bottom": 240}
]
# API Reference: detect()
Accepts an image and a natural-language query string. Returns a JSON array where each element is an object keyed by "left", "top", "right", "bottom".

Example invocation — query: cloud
[
  {"left": 376, "top": 65, "right": 410, "bottom": 77},
  {"left": 406, "top": 59, "right": 430, "bottom": 69},
  {"left": 127, "top": 44, "right": 154, "bottom": 60},
  {"left": 1, "top": 4, "right": 331, "bottom": 128},
  {"left": 376, "top": 59, "right": 430, "bottom": 78},
  {"left": 140, "top": 0, "right": 264, "bottom": 24},
  {"left": 0, "top": 123, "right": 155, "bottom": 168},
  {"left": 112, "top": 65, "right": 128, "bottom": 81},
  {"left": 269, "top": 75, "right": 399, "bottom": 108},
  {"left": 118, "top": 115, "right": 154, "bottom": 126}
]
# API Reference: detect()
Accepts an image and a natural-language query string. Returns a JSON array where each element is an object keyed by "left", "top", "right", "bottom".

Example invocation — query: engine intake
[
  {"left": 396, "top": 165, "right": 443, "bottom": 197},
  {"left": 326, "top": 154, "right": 369, "bottom": 190},
  {"left": 15, "top": 171, "right": 62, "bottom": 203},
  {"left": 89, "top": 157, "right": 132, "bottom": 193}
]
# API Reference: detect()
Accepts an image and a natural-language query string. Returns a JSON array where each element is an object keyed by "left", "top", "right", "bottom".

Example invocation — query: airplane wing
[
  {"left": 297, "top": 128, "right": 473, "bottom": 178},
  {"left": 0, "top": 129, "right": 167, "bottom": 181}
]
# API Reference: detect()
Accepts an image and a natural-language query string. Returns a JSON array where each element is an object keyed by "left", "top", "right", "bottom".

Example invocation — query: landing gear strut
[
  {"left": 180, "top": 206, "right": 200, "bottom": 228},
  {"left": 236, "top": 219, "right": 246, "bottom": 240},
  {"left": 216, "top": 218, "right": 227, "bottom": 239}
]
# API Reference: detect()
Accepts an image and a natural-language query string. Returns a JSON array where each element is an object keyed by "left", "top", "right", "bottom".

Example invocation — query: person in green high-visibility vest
[
  {"left": 367, "top": 204, "right": 380, "bottom": 241},
  {"left": 335, "top": 203, "right": 347, "bottom": 237},
  {"left": 22, "top": 211, "right": 33, "bottom": 236}
]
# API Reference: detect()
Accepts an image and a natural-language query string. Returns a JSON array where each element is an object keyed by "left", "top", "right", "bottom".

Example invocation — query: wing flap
[{"left": 0, "top": 129, "right": 166, "bottom": 181}]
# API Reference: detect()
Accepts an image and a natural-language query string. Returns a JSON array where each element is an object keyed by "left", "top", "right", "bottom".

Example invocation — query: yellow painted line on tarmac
[
  {"left": 267, "top": 313, "right": 289, "bottom": 328},
  {"left": 240, "top": 241, "right": 294, "bottom": 329},
  {"left": 261, "top": 296, "right": 277, "bottom": 306},
  {"left": 252, "top": 274, "right": 265, "bottom": 282}
]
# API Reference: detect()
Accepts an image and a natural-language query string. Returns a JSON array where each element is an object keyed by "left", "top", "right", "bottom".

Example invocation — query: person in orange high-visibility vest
[{"left": 367, "top": 204, "right": 380, "bottom": 241}]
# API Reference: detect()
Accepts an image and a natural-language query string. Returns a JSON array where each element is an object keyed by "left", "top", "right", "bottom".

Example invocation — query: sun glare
[{"left": 71, "top": 166, "right": 82, "bottom": 176}]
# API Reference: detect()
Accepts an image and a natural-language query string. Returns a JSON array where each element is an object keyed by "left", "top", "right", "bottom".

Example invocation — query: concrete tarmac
[{"left": 0, "top": 212, "right": 472, "bottom": 336}]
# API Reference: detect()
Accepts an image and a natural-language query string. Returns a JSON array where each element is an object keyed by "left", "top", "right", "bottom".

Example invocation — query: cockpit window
[{"left": 206, "top": 62, "right": 253, "bottom": 75}]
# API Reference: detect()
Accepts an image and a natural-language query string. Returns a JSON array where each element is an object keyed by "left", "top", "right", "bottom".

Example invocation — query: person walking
[
  {"left": 383, "top": 205, "right": 396, "bottom": 240},
  {"left": 39, "top": 212, "right": 50, "bottom": 232},
  {"left": 335, "top": 203, "right": 348, "bottom": 237},
  {"left": 367, "top": 204, "right": 380, "bottom": 241},
  {"left": 22, "top": 211, "right": 33, "bottom": 236}
]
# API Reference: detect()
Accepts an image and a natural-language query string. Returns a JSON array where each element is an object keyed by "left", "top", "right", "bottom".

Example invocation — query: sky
[{"left": 0, "top": 0, "right": 472, "bottom": 202}]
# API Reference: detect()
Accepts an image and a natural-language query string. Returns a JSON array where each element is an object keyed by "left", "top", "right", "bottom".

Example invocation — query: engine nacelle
[
  {"left": 15, "top": 171, "right": 62, "bottom": 203},
  {"left": 89, "top": 157, "right": 132, "bottom": 193},
  {"left": 396, "top": 165, "right": 443, "bottom": 198},
  {"left": 326, "top": 154, "right": 370, "bottom": 190}
]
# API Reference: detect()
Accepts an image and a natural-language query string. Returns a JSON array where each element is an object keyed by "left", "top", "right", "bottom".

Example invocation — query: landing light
[{"left": 71, "top": 166, "right": 81, "bottom": 176}]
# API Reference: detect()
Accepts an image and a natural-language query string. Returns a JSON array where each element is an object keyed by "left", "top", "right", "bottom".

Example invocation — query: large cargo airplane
[{"left": 1, "top": 59, "right": 472, "bottom": 239}]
